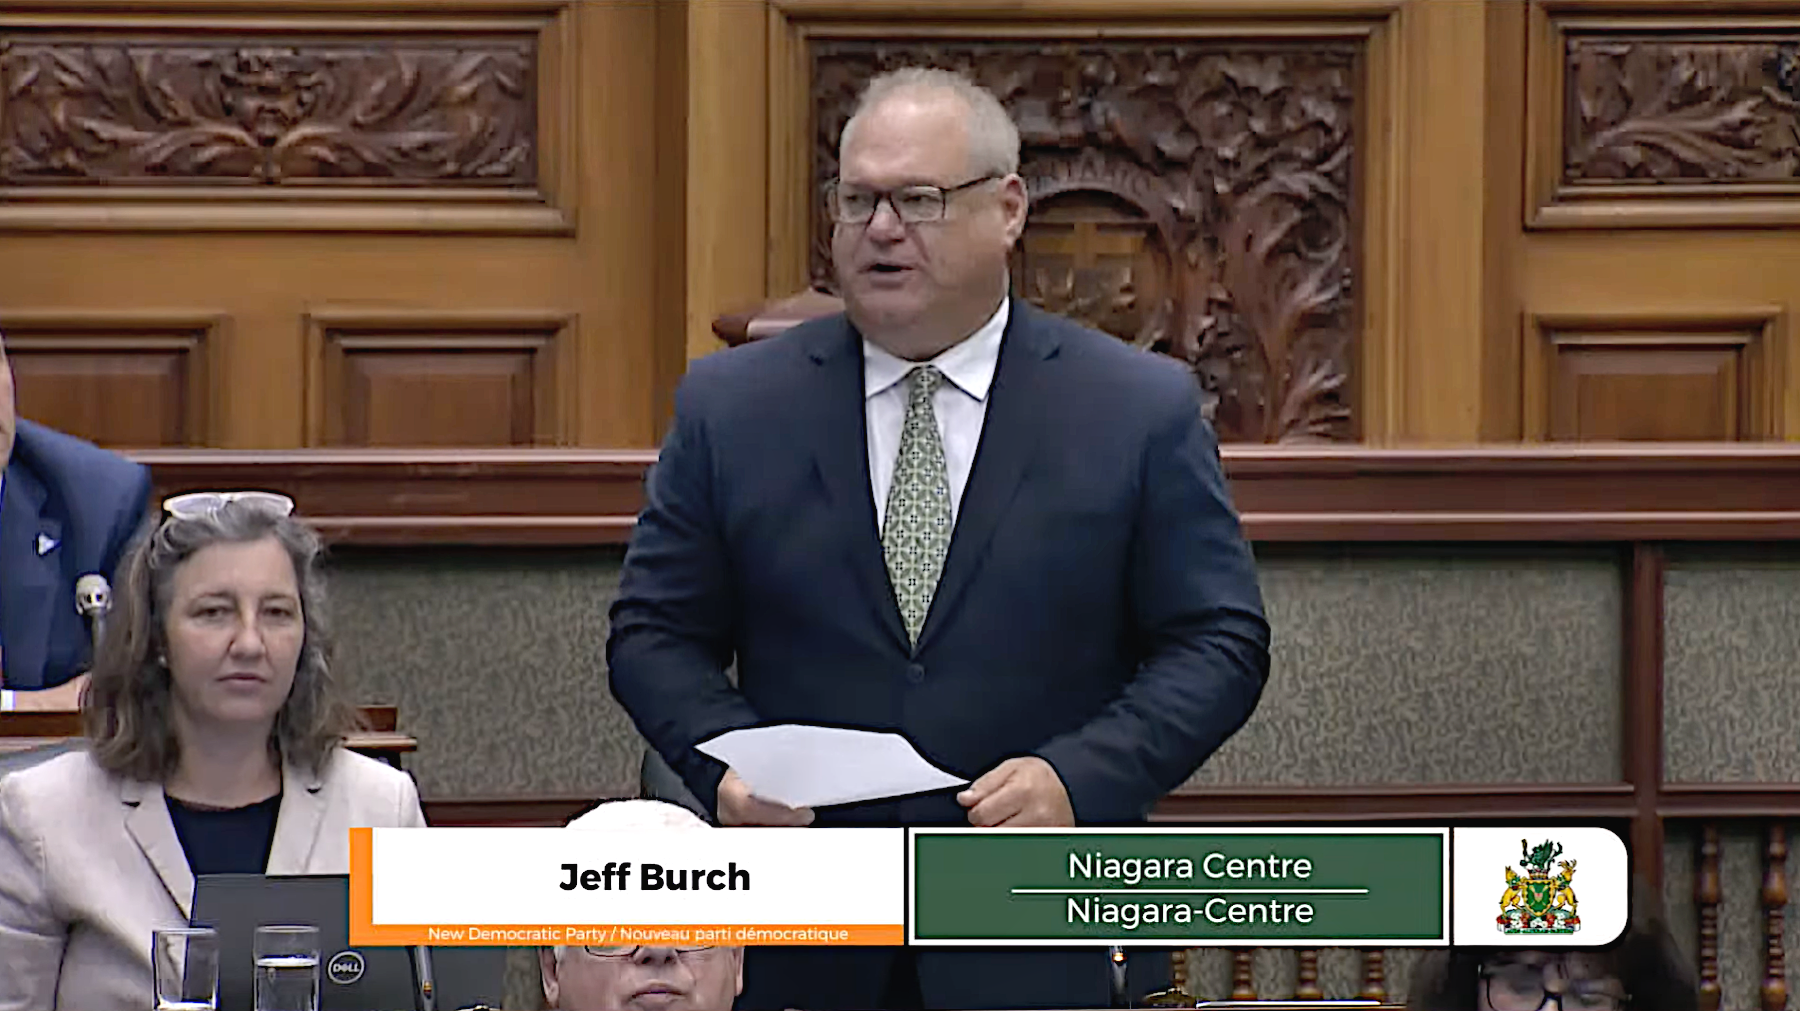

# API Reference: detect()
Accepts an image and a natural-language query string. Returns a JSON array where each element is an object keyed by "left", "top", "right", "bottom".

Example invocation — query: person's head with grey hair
[
  {"left": 829, "top": 66, "right": 1029, "bottom": 362},
  {"left": 82, "top": 495, "right": 361, "bottom": 782},
  {"left": 539, "top": 800, "right": 745, "bottom": 1011}
]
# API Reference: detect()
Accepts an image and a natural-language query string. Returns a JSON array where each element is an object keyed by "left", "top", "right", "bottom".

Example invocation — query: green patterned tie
[{"left": 881, "top": 365, "right": 953, "bottom": 646}]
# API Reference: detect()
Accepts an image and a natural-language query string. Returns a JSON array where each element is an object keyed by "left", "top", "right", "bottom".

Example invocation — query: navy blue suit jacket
[
  {"left": 608, "top": 299, "right": 1270, "bottom": 826},
  {"left": 1, "top": 419, "right": 152, "bottom": 691}
]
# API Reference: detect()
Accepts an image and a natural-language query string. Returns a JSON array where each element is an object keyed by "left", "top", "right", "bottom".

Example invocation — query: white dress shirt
[{"left": 864, "top": 298, "right": 1009, "bottom": 530}]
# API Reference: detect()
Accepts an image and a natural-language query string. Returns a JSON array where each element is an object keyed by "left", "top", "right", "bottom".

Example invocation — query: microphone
[
  {"left": 1108, "top": 945, "right": 1130, "bottom": 1007},
  {"left": 74, "top": 573, "right": 111, "bottom": 662}
]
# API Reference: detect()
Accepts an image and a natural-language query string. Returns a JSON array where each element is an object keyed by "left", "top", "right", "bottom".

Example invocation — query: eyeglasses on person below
[
  {"left": 161, "top": 490, "right": 296, "bottom": 520},
  {"left": 1481, "top": 961, "right": 1628, "bottom": 1010}
]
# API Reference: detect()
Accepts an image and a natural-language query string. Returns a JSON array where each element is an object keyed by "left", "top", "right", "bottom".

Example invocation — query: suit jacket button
[{"left": 906, "top": 663, "right": 925, "bottom": 684}]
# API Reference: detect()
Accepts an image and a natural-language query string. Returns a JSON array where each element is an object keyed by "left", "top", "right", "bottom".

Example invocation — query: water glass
[
  {"left": 252, "top": 925, "right": 320, "bottom": 1011},
  {"left": 152, "top": 927, "right": 219, "bottom": 1011}
]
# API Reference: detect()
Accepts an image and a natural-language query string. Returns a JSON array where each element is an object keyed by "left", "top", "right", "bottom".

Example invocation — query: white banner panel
[
  {"left": 1451, "top": 827, "right": 1629, "bottom": 946},
  {"left": 349, "top": 827, "right": 905, "bottom": 946}
]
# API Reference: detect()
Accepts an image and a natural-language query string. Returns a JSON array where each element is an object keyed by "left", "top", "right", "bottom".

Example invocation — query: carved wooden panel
[
  {"left": 809, "top": 41, "right": 1361, "bottom": 443},
  {"left": 1, "top": 40, "right": 534, "bottom": 186},
  {"left": 305, "top": 312, "right": 573, "bottom": 447},
  {"left": 0, "top": 5, "right": 573, "bottom": 232},
  {"left": 1, "top": 312, "right": 220, "bottom": 446},
  {"left": 1523, "top": 313, "right": 1785, "bottom": 441},
  {"left": 1528, "top": 5, "right": 1800, "bottom": 227}
]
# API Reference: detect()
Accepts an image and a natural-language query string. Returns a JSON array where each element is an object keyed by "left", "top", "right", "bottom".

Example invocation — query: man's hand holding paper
[
  {"left": 716, "top": 769, "right": 815, "bottom": 826},
  {"left": 697, "top": 724, "right": 968, "bottom": 813}
]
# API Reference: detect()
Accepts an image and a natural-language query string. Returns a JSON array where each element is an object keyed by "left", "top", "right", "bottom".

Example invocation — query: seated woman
[
  {"left": 1408, "top": 891, "right": 1698, "bottom": 1011},
  {"left": 0, "top": 492, "right": 425, "bottom": 1011}
]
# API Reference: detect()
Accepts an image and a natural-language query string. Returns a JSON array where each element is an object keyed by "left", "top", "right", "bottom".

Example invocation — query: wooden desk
[{"left": 0, "top": 705, "right": 417, "bottom": 768}]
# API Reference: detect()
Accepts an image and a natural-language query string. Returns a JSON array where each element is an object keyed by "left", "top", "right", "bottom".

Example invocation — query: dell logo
[{"left": 326, "top": 950, "right": 365, "bottom": 985}]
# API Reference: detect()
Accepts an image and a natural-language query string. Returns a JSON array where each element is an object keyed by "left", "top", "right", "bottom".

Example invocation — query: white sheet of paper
[{"left": 695, "top": 724, "right": 968, "bottom": 809}]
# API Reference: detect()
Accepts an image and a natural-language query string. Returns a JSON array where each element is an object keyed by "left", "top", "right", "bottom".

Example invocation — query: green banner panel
[{"left": 909, "top": 829, "right": 1447, "bottom": 946}]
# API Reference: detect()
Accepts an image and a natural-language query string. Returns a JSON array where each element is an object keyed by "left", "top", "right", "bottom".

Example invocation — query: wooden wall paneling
[
  {"left": 653, "top": 0, "right": 688, "bottom": 435},
  {"left": 765, "top": 0, "right": 1416, "bottom": 443},
  {"left": 0, "top": 2, "right": 575, "bottom": 235},
  {"left": 1482, "top": 0, "right": 1530, "bottom": 440},
  {"left": 1526, "top": 1, "right": 1800, "bottom": 231},
  {"left": 1523, "top": 311, "right": 1787, "bottom": 441},
  {"left": 304, "top": 310, "right": 575, "bottom": 447},
  {"left": 574, "top": 0, "right": 664, "bottom": 447},
  {"left": 0, "top": 310, "right": 225, "bottom": 447},
  {"left": 1396, "top": 0, "right": 1488, "bottom": 441},
  {"left": 685, "top": 1, "right": 769, "bottom": 364},
  {"left": 766, "top": 1, "right": 813, "bottom": 300}
]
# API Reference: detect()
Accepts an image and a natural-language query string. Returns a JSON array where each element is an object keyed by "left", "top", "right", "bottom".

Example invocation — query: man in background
[
  {"left": 608, "top": 67, "right": 1269, "bottom": 1008},
  {"left": 0, "top": 334, "right": 152, "bottom": 711},
  {"left": 539, "top": 799, "right": 745, "bottom": 1011}
]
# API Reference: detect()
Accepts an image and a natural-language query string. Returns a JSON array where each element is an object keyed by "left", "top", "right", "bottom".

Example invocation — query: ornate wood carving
[
  {"left": 1762, "top": 822, "right": 1788, "bottom": 1011},
  {"left": 810, "top": 41, "right": 1360, "bottom": 443},
  {"left": 1563, "top": 35, "right": 1800, "bottom": 186},
  {"left": 0, "top": 38, "right": 536, "bottom": 186},
  {"left": 1696, "top": 822, "right": 1721, "bottom": 1011}
]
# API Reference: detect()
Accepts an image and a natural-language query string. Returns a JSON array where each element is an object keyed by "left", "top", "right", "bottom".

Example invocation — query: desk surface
[
  {"left": 0, "top": 729, "right": 418, "bottom": 758},
  {"left": 0, "top": 707, "right": 416, "bottom": 762}
]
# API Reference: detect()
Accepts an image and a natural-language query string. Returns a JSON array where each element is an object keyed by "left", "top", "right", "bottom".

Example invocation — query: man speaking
[{"left": 607, "top": 67, "right": 1270, "bottom": 1009}]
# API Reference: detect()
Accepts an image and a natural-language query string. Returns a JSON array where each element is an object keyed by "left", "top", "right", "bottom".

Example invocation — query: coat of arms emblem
[{"left": 1497, "top": 838, "right": 1579, "bottom": 934}]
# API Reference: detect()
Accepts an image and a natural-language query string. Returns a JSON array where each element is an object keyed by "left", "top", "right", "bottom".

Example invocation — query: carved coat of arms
[{"left": 1497, "top": 839, "right": 1579, "bottom": 934}]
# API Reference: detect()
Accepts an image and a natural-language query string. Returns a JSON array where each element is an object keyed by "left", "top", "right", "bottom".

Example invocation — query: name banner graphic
[
  {"left": 347, "top": 826, "right": 906, "bottom": 947},
  {"left": 350, "top": 825, "right": 1626, "bottom": 948}
]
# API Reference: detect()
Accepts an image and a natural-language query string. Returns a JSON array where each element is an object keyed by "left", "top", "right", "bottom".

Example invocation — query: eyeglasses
[
  {"left": 581, "top": 945, "right": 715, "bottom": 959},
  {"left": 161, "top": 491, "right": 296, "bottom": 520},
  {"left": 825, "top": 174, "right": 1000, "bottom": 224},
  {"left": 1482, "top": 963, "right": 1628, "bottom": 1010}
]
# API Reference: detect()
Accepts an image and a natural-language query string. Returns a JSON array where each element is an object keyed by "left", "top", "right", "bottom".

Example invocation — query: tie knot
[{"left": 908, "top": 365, "right": 943, "bottom": 400}]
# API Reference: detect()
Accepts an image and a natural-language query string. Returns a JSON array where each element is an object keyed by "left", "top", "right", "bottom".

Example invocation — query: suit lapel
[
  {"left": 121, "top": 779, "right": 196, "bottom": 919},
  {"left": 804, "top": 320, "right": 910, "bottom": 653},
  {"left": 267, "top": 761, "right": 327, "bottom": 874},
  {"left": 0, "top": 463, "right": 60, "bottom": 690},
  {"left": 917, "top": 302, "right": 1059, "bottom": 651}
]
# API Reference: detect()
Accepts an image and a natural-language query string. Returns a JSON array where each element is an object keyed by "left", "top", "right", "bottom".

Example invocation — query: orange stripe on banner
[
  {"left": 348, "top": 827, "right": 373, "bottom": 938},
  {"left": 346, "top": 922, "right": 904, "bottom": 947}
]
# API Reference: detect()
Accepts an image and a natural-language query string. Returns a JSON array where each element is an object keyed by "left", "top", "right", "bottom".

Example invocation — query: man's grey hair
[
  {"left": 551, "top": 800, "right": 711, "bottom": 962},
  {"left": 840, "top": 67, "right": 1021, "bottom": 179}
]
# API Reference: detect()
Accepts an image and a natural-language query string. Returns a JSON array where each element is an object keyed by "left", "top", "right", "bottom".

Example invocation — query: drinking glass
[
  {"left": 152, "top": 927, "right": 219, "bottom": 1011},
  {"left": 252, "top": 925, "right": 320, "bottom": 1011}
]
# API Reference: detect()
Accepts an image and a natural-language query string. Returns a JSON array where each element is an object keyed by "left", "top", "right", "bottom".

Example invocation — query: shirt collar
[{"left": 864, "top": 297, "right": 1009, "bottom": 402}]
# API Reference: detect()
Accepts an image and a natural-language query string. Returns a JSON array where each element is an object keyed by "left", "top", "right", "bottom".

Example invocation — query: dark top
[
  {"left": 167, "top": 792, "right": 282, "bottom": 877},
  {"left": 1, "top": 418, "right": 153, "bottom": 690}
]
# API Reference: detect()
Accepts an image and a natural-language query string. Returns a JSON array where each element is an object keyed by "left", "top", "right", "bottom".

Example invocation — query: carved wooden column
[
  {"left": 1360, "top": 950, "right": 1389, "bottom": 1003},
  {"left": 1296, "top": 949, "right": 1323, "bottom": 1000},
  {"left": 1697, "top": 823, "right": 1722, "bottom": 1011},
  {"left": 1763, "top": 823, "right": 1788, "bottom": 1011},
  {"left": 1231, "top": 950, "right": 1257, "bottom": 1001}
]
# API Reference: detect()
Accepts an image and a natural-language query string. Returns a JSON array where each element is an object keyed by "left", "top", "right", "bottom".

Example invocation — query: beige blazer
[{"left": 0, "top": 746, "right": 426, "bottom": 1011}]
